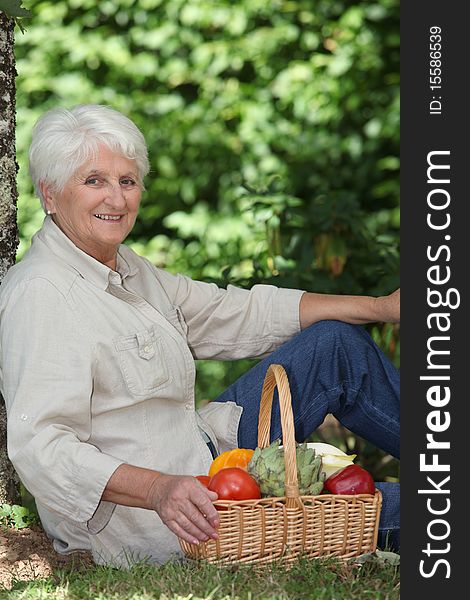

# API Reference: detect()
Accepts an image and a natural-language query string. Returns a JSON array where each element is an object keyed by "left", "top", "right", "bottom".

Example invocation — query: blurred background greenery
[{"left": 15, "top": 0, "right": 399, "bottom": 480}]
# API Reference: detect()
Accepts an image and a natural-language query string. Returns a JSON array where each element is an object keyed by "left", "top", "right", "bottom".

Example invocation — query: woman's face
[{"left": 43, "top": 145, "right": 142, "bottom": 269}]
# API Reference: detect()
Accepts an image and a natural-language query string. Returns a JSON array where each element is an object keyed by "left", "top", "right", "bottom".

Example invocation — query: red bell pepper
[{"left": 324, "top": 464, "right": 375, "bottom": 495}]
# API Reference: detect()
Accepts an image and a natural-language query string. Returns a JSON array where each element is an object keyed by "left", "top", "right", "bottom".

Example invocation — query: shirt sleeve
[
  {"left": 152, "top": 267, "right": 305, "bottom": 359},
  {"left": 0, "top": 277, "right": 124, "bottom": 527}
]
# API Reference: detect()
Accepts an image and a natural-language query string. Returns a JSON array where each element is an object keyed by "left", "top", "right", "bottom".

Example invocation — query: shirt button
[
  {"left": 143, "top": 345, "right": 151, "bottom": 353},
  {"left": 185, "top": 404, "right": 192, "bottom": 411},
  {"left": 20, "top": 414, "right": 28, "bottom": 421}
]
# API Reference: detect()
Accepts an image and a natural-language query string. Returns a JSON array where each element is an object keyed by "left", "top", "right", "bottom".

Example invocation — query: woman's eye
[
  {"left": 120, "top": 178, "right": 136, "bottom": 186},
  {"left": 85, "top": 177, "right": 100, "bottom": 185}
]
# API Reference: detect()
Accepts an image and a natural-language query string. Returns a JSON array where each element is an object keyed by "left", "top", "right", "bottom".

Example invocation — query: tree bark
[{"left": 0, "top": 10, "right": 20, "bottom": 505}]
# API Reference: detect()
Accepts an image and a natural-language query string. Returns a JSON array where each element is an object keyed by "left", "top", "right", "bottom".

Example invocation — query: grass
[{"left": 3, "top": 555, "right": 400, "bottom": 600}]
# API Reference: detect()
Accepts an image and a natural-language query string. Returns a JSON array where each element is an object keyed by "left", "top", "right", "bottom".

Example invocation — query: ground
[{"left": 0, "top": 524, "right": 93, "bottom": 590}]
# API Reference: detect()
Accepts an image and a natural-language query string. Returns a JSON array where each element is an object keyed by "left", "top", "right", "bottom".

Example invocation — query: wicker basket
[{"left": 180, "top": 364, "right": 382, "bottom": 564}]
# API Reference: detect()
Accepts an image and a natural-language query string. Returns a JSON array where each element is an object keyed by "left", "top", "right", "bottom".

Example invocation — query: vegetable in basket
[
  {"left": 208, "top": 448, "right": 254, "bottom": 477},
  {"left": 324, "top": 464, "right": 375, "bottom": 495},
  {"left": 208, "top": 467, "right": 261, "bottom": 501},
  {"left": 247, "top": 439, "right": 325, "bottom": 497},
  {"left": 305, "top": 442, "right": 357, "bottom": 478}
]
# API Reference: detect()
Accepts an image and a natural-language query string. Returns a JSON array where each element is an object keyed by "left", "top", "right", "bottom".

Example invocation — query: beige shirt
[{"left": 0, "top": 217, "right": 303, "bottom": 567}]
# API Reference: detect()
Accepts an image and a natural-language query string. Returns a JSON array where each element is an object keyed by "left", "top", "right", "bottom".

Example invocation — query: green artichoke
[{"left": 247, "top": 439, "right": 325, "bottom": 497}]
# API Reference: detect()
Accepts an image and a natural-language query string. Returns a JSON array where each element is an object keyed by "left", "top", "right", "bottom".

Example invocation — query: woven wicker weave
[{"left": 180, "top": 364, "right": 382, "bottom": 564}]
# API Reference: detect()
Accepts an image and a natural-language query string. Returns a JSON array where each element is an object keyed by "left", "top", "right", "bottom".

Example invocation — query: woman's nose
[{"left": 104, "top": 182, "right": 127, "bottom": 208}]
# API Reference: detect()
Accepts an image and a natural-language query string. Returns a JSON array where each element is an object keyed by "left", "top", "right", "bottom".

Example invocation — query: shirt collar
[{"left": 36, "top": 216, "right": 139, "bottom": 290}]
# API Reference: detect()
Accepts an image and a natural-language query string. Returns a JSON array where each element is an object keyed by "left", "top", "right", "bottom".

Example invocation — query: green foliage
[
  {"left": 0, "top": 502, "right": 38, "bottom": 528},
  {"left": 15, "top": 0, "right": 399, "bottom": 406},
  {"left": 0, "top": 0, "right": 30, "bottom": 18},
  {"left": 0, "top": 0, "right": 31, "bottom": 32}
]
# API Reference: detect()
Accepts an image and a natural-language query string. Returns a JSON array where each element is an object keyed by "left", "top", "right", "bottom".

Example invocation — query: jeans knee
[{"left": 302, "top": 320, "right": 367, "bottom": 347}]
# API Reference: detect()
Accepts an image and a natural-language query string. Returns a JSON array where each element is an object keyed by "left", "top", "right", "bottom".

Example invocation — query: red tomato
[
  {"left": 195, "top": 475, "right": 211, "bottom": 488},
  {"left": 208, "top": 467, "right": 261, "bottom": 501}
]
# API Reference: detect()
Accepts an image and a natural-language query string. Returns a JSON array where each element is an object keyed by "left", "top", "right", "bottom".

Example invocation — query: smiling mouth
[{"left": 94, "top": 214, "right": 123, "bottom": 221}]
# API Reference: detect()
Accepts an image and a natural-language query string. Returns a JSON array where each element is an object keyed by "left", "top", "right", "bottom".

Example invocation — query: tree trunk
[{"left": 0, "top": 10, "right": 20, "bottom": 505}]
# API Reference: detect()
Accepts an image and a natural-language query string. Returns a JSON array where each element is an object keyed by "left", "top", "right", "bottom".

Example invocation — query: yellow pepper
[{"left": 208, "top": 448, "right": 255, "bottom": 478}]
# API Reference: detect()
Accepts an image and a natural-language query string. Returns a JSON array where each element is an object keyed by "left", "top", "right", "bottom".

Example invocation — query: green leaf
[
  {"left": 0, "top": 0, "right": 31, "bottom": 18},
  {"left": 0, "top": 503, "right": 12, "bottom": 517},
  {"left": 0, "top": 503, "right": 37, "bottom": 528},
  {"left": 11, "top": 504, "right": 30, "bottom": 528}
]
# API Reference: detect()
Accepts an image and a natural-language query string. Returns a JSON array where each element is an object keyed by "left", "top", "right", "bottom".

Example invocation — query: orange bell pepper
[{"left": 208, "top": 448, "right": 254, "bottom": 478}]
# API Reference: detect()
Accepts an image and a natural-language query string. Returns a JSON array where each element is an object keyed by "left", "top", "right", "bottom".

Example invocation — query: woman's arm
[
  {"left": 1, "top": 278, "right": 124, "bottom": 525},
  {"left": 299, "top": 288, "right": 400, "bottom": 329},
  {"left": 149, "top": 265, "right": 304, "bottom": 360},
  {"left": 102, "top": 464, "right": 220, "bottom": 545}
]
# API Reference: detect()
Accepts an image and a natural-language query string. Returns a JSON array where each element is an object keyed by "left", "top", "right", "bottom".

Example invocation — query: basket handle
[{"left": 257, "top": 364, "right": 302, "bottom": 508}]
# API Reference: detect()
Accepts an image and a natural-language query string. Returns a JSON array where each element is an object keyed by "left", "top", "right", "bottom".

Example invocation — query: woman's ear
[{"left": 40, "top": 181, "right": 56, "bottom": 214}]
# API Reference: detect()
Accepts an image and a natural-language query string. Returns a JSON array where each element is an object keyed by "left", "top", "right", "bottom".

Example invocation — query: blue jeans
[{"left": 214, "top": 320, "right": 400, "bottom": 552}]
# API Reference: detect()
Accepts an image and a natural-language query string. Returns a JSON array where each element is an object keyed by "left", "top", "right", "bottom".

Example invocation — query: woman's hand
[
  {"left": 147, "top": 474, "right": 220, "bottom": 545},
  {"left": 102, "top": 464, "right": 219, "bottom": 545}
]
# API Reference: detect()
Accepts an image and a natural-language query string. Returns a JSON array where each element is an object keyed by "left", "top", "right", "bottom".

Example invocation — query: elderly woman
[{"left": 0, "top": 105, "right": 400, "bottom": 567}]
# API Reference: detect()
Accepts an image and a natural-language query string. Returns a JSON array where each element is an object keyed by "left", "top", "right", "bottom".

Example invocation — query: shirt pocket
[{"left": 114, "top": 327, "right": 171, "bottom": 397}]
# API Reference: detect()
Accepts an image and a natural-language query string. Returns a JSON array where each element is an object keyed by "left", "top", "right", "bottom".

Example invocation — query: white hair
[{"left": 28, "top": 104, "right": 150, "bottom": 211}]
